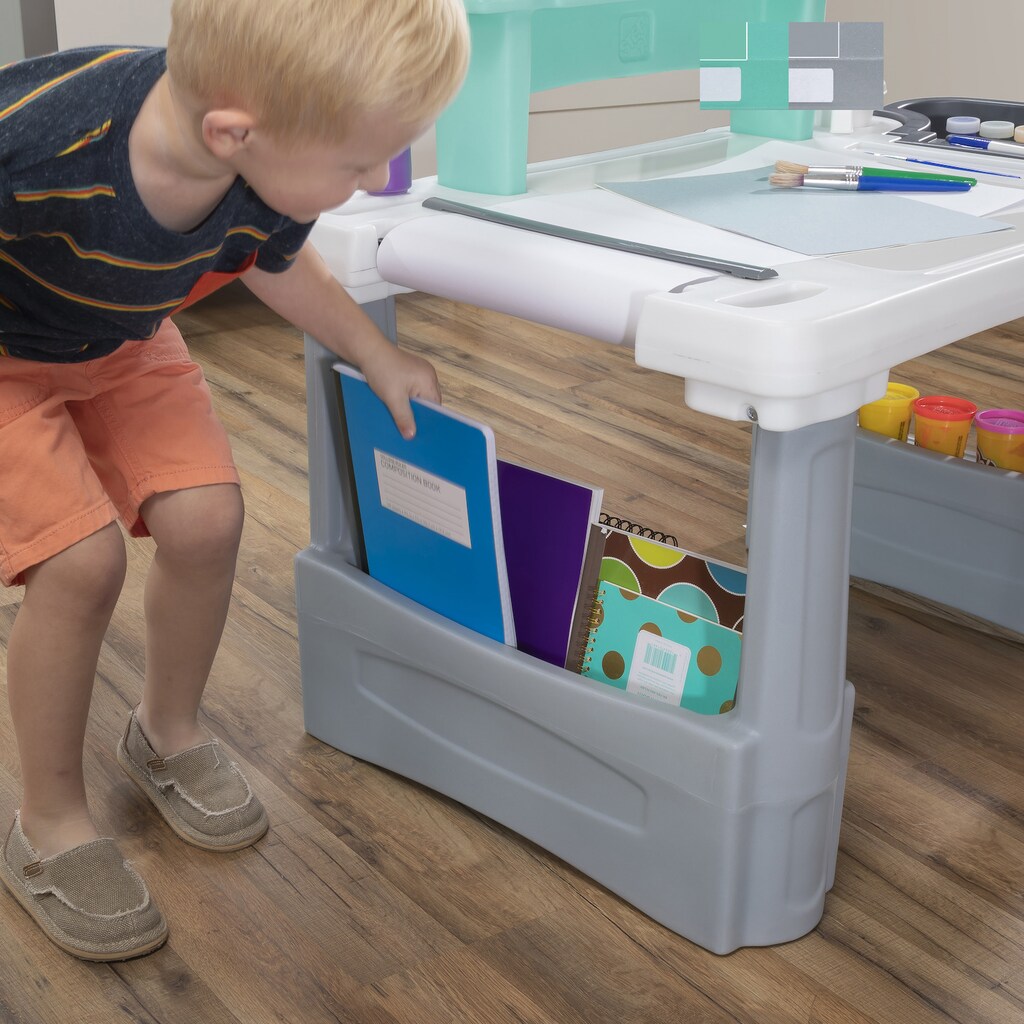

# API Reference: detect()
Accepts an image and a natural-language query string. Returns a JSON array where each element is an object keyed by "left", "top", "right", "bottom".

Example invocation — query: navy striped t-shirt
[{"left": 0, "top": 46, "right": 314, "bottom": 362}]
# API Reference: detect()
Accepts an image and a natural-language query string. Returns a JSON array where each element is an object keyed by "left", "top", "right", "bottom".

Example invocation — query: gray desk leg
[
  {"left": 739, "top": 414, "right": 857, "bottom": 894},
  {"left": 303, "top": 297, "right": 397, "bottom": 562}
]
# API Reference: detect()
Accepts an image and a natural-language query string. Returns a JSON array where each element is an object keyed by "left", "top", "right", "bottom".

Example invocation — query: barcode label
[
  {"left": 643, "top": 645, "right": 677, "bottom": 674},
  {"left": 627, "top": 632, "right": 691, "bottom": 705}
]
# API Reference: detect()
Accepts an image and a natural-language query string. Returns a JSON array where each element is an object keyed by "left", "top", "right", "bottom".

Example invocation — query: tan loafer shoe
[
  {"left": 0, "top": 813, "right": 167, "bottom": 961},
  {"left": 117, "top": 709, "right": 268, "bottom": 852}
]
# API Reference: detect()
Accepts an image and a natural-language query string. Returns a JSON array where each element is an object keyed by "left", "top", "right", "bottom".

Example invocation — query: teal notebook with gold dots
[{"left": 579, "top": 585, "right": 741, "bottom": 715}]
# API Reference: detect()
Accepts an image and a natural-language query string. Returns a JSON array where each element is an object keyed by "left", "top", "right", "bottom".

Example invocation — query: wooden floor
[{"left": 0, "top": 283, "right": 1021, "bottom": 1024}]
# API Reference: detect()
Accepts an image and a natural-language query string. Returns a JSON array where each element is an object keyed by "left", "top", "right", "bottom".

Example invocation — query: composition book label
[{"left": 374, "top": 449, "right": 471, "bottom": 548}]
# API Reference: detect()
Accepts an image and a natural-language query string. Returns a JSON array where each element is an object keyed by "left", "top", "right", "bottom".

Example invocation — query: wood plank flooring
[{"left": 0, "top": 283, "right": 1020, "bottom": 1023}]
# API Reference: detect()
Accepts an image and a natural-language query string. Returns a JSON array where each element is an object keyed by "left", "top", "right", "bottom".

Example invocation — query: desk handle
[{"left": 421, "top": 197, "right": 779, "bottom": 282}]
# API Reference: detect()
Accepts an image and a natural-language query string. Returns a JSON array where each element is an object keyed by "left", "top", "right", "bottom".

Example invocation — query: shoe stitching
[
  {"left": 153, "top": 762, "right": 255, "bottom": 817},
  {"left": 30, "top": 880, "right": 152, "bottom": 920},
  {"left": 33, "top": 836, "right": 121, "bottom": 866},
  {"left": 130, "top": 711, "right": 215, "bottom": 764},
  {"left": 134, "top": 733, "right": 256, "bottom": 818},
  {"left": 11, "top": 814, "right": 123, "bottom": 868},
  {"left": 8, "top": 820, "right": 152, "bottom": 919}
]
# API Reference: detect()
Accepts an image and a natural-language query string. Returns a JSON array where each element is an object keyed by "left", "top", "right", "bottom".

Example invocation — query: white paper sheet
[
  {"left": 601, "top": 165, "right": 1014, "bottom": 256},
  {"left": 489, "top": 190, "right": 814, "bottom": 270},
  {"left": 660, "top": 139, "right": 1024, "bottom": 218}
]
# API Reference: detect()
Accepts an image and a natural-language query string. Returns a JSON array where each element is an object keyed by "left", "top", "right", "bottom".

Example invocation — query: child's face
[{"left": 231, "top": 111, "right": 425, "bottom": 223}]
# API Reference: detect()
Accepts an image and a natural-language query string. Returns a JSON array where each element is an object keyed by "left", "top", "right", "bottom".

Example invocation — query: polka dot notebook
[
  {"left": 579, "top": 584, "right": 741, "bottom": 715},
  {"left": 595, "top": 527, "right": 745, "bottom": 632}
]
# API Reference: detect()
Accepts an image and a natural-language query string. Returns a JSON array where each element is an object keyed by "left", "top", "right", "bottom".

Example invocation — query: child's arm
[{"left": 242, "top": 243, "right": 440, "bottom": 439}]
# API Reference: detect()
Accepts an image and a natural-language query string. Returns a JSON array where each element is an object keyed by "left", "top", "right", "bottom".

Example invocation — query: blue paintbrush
[
  {"left": 769, "top": 171, "right": 971, "bottom": 192},
  {"left": 860, "top": 150, "right": 1022, "bottom": 181}
]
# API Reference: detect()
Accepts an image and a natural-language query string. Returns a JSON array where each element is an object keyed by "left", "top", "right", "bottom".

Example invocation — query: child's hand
[
  {"left": 359, "top": 344, "right": 441, "bottom": 440},
  {"left": 242, "top": 245, "right": 440, "bottom": 438}
]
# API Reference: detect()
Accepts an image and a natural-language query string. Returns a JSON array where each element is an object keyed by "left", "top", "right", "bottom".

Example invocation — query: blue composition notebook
[{"left": 336, "top": 364, "right": 516, "bottom": 645}]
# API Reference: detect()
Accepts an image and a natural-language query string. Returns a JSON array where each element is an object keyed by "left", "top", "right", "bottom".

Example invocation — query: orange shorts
[{"left": 0, "top": 319, "right": 240, "bottom": 587}]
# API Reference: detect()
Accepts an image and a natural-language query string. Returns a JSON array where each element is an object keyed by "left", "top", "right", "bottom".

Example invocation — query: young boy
[{"left": 0, "top": 0, "right": 469, "bottom": 960}]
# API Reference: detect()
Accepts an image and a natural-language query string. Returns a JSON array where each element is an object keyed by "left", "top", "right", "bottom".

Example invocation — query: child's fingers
[
  {"left": 411, "top": 366, "right": 442, "bottom": 405},
  {"left": 424, "top": 375, "right": 442, "bottom": 405},
  {"left": 387, "top": 393, "right": 417, "bottom": 440}
]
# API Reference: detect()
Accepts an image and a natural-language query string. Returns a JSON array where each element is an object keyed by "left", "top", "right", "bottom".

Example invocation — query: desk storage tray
[
  {"left": 882, "top": 97, "right": 1024, "bottom": 146},
  {"left": 851, "top": 429, "right": 1024, "bottom": 634},
  {"left": 296, "top": 549, "right": 853, "bottom": 954}
]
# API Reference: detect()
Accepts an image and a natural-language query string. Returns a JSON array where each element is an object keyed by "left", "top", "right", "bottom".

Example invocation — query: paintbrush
[
  {"left": 769, "top": 171, "right": 971, "bottom": 193},
  {"left": 859, "top": 150, "right": 1022, "bottom": 180},
  {"left": 947, "top": 134, "right": 1024, "bottom": 159},
  {"left": 775, "top": 159, "right": 976, "bottom": 186}
]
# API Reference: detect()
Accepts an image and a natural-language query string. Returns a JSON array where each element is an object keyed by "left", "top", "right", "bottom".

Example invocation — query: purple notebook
[{"left": 496, "top": 460, "right": 603, "bottom": 667}]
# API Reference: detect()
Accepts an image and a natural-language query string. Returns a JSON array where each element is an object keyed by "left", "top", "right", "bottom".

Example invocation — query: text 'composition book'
[{"left": 336, "top": 364, "right": 516, "bottom": 645}]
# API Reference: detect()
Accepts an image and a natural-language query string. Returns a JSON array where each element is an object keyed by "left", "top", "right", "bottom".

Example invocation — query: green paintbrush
[{"left": 775, "top": 159, "right": 977, "bottom": 187}]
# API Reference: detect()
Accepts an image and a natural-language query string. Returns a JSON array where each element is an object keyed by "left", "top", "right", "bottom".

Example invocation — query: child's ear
[{"left": 202, "top": 109, "right": 257, "bottom": 159}]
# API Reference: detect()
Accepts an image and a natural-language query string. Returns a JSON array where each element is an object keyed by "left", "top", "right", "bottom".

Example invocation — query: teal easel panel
[
  {"left": 742, "top": 58, "right": 790, "bottom": 111},
  {"left": 438, "top": 0, "right": 826, "bottom": 192},
  {"left": 700, "top": 21, "right": 791, "bottom": 111},
  {"left": 699, "top": 21, "right": 749, "bottom": 61},
  {"left": 747, "top": 20, "right": 791, "bottom": 59}
]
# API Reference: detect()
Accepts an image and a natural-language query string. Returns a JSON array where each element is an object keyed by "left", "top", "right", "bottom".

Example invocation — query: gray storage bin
[
  {"left": 297, "top": 303, "right": 857, "bottom": 954},
  {"left": 851, "top": 429, "right": 1024, "bottom": 634}
]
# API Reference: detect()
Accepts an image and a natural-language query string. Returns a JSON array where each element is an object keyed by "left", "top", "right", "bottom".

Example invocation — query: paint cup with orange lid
[
  {"left": 912, "top": 395, "right": 977, "bottom": 457},
  {"left": 858, "top": 382, "right": 920, "bottom": 440},
  {"left": 974, "top": 408, "right": 1024, "bottom": 471}
]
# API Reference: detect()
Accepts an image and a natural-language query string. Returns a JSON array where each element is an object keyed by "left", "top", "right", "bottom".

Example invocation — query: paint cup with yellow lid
[
  {"left": 858, "top": 382, "right": 920, "bottom": 441},
  {"left": 912, "top": 395, "right": 977, "bottom": 457},
  {"left": 975, "top": 408, "right": 1024, "bottom": 471}
]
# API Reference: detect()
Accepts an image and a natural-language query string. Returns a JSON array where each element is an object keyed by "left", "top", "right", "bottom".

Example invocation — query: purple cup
[{"left": 367, "top": 149, "right": 412, "bottom": 196}]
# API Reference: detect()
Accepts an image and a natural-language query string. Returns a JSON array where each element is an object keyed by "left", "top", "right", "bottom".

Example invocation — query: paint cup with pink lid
[{"left": 974, "top": 408, "right": 1024, "bottom": 471}]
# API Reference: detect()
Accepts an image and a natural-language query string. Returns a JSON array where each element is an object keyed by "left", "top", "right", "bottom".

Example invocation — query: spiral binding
[
  {"left": 599, "top": 513, "right": 678, "bottom": 547},
  {"left": 575, "top": 586, "right": 606, "bottom": 676}
]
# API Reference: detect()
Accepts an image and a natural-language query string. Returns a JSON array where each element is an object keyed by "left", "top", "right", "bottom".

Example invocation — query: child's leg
[
  {"left": 6, "top": 524, "right": 127, "bottom": 859},
  {"left": 134, "top": 483, "right": 244, "bottom": 757},
  {"left": 116, "top": 481, "right": 267, "bottom": 852}
]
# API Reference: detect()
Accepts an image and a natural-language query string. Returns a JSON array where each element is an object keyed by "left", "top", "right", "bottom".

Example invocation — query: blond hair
[{"left": 167, "top": 0, "right": 469, "bottom": 143}]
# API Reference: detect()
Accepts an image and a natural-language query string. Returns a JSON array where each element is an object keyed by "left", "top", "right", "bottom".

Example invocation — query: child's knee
[
  {"left": 149, "top": 484, "right": 244, "bottom": 567},
  {"left": 196, "top": 489, "right": 245, "bottom": 563},
  {"left": 26, "top": 524, "right": 127, "bottom": 613}
]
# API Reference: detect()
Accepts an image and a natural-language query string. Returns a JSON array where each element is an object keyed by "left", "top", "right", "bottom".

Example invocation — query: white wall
[
  {"left": 0, "top": 0, "right": 24, "bottom": 63},
  {"left": 828, "top": 0, "right": 1024, "bottom": 103},
  {"left": 53, "top": 0, "right": 170, "bottom": 48}
]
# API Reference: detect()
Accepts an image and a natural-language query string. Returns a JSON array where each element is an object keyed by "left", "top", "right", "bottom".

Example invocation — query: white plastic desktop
[{"left": 295, "top": 119, "right": 1024, "bottom": 953}]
